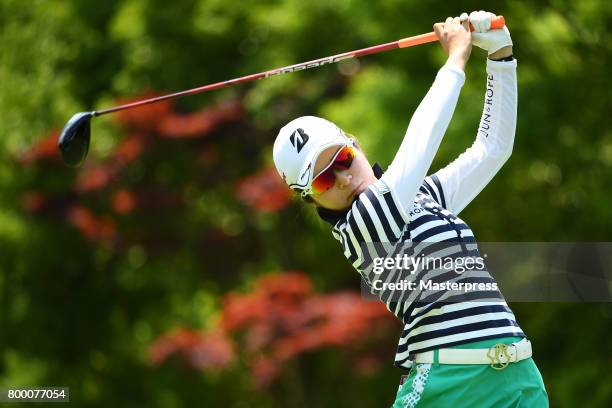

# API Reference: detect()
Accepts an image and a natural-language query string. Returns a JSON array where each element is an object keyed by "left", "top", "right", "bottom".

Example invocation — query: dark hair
[
  {"left": 302, "top": 195, "right": 315, "bottom": 204},
  {"left": 298, "top": 134, "right": 361, "bottom": 206}
]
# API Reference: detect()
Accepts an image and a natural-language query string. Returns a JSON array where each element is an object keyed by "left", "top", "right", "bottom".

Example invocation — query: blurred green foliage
[{"left": 0, "top": 0, "right": 611, "bottom": 407}]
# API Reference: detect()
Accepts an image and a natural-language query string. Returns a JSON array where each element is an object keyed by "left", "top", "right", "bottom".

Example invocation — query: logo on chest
[{"left": 409, "top": 194, "right": 442, "bottom": 218}]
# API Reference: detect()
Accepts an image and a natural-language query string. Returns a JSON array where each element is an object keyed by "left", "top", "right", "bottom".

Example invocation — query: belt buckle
[{"left": 487, "top": 343, "right": 511, "bottom": 370}]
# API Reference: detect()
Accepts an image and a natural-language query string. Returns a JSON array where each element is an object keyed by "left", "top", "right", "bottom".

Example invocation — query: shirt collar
[{"left": 316, "top": 162, "right": 384, "bottom": 226}]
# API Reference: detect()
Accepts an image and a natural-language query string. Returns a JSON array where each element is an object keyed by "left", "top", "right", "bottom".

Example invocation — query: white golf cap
[{"left": 273, "top": 116, "right": 349, "bottom": 194}]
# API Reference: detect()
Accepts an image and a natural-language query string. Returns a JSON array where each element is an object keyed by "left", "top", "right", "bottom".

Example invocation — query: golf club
[{"left": 58, "top": 16, "right": 505, "bottom": 167}]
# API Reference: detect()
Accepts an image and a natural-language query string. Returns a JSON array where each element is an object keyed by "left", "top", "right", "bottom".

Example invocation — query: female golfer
[{"left": 273, "top": 11, "right": 548, "bottom": 407}]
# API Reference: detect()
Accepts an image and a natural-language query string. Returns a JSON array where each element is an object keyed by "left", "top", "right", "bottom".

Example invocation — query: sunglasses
[{"left": 309, "top": 144, "right": 356, "bottom": 196}]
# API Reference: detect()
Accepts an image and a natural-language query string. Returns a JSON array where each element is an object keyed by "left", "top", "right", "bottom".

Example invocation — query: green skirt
[{"left": 392, "top": 337, "right": 549, "bottom": 408}]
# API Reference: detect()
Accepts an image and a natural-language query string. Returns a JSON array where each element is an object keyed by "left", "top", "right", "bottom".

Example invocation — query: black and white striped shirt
[{"left": 319, "top": 59, "right": 523, "bottom": 369}]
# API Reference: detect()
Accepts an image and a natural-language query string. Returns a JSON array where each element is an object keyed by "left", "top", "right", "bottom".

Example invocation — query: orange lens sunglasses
[{"left": 310, "top": 145, "right": 356, "bottom": 195}]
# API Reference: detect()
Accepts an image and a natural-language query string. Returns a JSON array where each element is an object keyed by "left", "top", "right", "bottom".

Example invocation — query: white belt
[{"left": 412, "top": 338, "right": 532, "bottom": 370}]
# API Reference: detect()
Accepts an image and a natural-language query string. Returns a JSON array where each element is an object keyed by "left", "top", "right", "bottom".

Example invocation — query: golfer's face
[{"left": 310, "top": 145, "right": 377, "bottom": 210}]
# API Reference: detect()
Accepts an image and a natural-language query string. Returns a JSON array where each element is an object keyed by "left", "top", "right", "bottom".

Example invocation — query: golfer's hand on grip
[
  {"left": 433, "top": 15, "right": 472, "bottom": 71},
  {"left": 469, "top": 10, "right": 513, "bottom": 59}
]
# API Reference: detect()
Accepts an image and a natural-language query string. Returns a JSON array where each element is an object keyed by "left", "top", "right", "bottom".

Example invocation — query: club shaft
[
  {"left": 94, "top": 16, "right": 505, "bottom": 117},
  {"left": 94, "top": 40, "right": 402, "bottom": 116}
]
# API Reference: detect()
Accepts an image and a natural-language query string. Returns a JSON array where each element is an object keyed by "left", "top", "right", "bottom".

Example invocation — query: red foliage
[
  {"left": 222, "top": 272, "right": 393, "bottom": 385},
  {"left": 75, "top": 165, "right": 117, "bottom": 192},
  {"left": 113, "top": 133, "right": 147, "bottom": 165},
  {"left": 67, "top": 205, "right": 116, "bottom": 240},
  {"left": 249, "top": 355, "right": 280, "bottom": 389},
  {"left": 270, "top": 292, "right": 391, "bottom": 361},
  {"left": 222, "top": 272, "right": 313, "bottom": 351},
  {"left": 157, "top": 101, "right": 243, "bottom": 138},
  {"left": 22, "top": 191, "right": 47, "bottom": 213},
  {"left": 222, "top": 273, "right": 312, "bottom": 327},
  {"left": 151, "top": 272, "right": 395, "bottom": 388},
  {"left": 114, "top": 92, "right": 173, "bottom": 131},
  {"left": 112, "top": 189, "right": 136, "bottom": 214},
  {"left": 352, "top": 353, "right": 384, "bottom": 377},
  {"left": 18, "top": 93, "right": 256, "bottom": 245},
  {"left": 19, "top": 131, "right": 61, "bottom": 165},
  {"left": 198, "top": 146, "right": 219, "bottom": 166},
  {"left": 149, "top": 328, "right": 235, "bottom": 371},
  {"left": 234, "top": 167, "right": 292, "bottom": 213}
]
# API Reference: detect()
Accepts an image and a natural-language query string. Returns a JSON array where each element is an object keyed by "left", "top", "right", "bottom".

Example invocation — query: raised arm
[
  {"left": 381, "top": 15, "right": 472, "bottom": 222},
  {"left": 428, "top": 12, "right": 516, "bottom": 214}
]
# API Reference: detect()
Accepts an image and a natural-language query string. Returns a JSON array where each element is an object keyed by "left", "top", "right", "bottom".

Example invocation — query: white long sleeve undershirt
[
  {"left": 434, "top": 59, "right": 517, "bottom": 214},
  {"left": 381, "top": 63, "right": 465, "bottom": 221},
  {"left": 381, "top": 58, "right": 517, "bottom": 218}
]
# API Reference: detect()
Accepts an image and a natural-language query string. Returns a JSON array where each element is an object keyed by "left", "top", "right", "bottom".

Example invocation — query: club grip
[{"left": 470, "top": 15, "right": 505, "bottom": 31}]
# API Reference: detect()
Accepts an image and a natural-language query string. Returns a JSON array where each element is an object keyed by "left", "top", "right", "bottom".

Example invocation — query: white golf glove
[{"left": 469, "top": 10, "right": 513, "bottom": 55}]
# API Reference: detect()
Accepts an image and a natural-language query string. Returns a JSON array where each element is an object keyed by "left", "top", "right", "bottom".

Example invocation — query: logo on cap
[{"left": 289, "top": 128, "right": 309, "bottom": 153}]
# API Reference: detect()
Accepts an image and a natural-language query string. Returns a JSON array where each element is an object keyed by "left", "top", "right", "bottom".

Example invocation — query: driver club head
[{"left": 58, "top": 111, "right": 94, "bottom": 167}]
